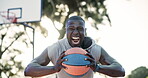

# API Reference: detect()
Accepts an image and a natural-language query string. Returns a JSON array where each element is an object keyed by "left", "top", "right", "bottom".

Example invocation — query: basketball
[{"left": 62, "top": 47, "right": 90, "bottom": 77}]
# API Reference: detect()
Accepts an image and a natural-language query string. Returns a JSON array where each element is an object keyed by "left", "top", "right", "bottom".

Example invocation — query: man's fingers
[
  {"left": 62, "top": 65, "right": 67, "bottom": 69},
  {"left": 86, "top": 63, "right": 95, "bottom": 67},
  {"left": 59, "top": 58, "right": 67, "bottom": 64},
  {"left": 61, "top": 59, "right": 68, "bottom": 69},
  {"left": 86, "top": 50, "right": 90, "bottom": 53},
  {"left": 85, "top": 53, "right": 94, "bottom": 59},
  {"left": 62, "top": 51, "right": 66, "bottom": 54},
  {"left": 58, "top": 52, "right": 66, "bottom": 60},
  {"left": 85, "top": 57, "right": 94, "bottom": 63},
  {"left": 86, "top": 64, "right": 90, "bottom": 67}
]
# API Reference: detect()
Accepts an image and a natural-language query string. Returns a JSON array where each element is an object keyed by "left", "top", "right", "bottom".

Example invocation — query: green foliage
[
  {"left": 41, "top": 0, "right": 111, "bottom": 39},
  {"left": 0, "top": 0, "right": 111, "bottom": 77},
  {"left": 43, "top": 0, "right": 110, "bottom": 25},
  {"left": 0, "top": 24, "right": 31, "bottom": 77},
  {"left": 128, "top": 66, "right": 148, "bottom": 78}
]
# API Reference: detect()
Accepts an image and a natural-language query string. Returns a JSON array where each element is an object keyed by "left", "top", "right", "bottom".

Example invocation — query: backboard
[{"left": 0, "top": 0, "right": 42, "bottom": 24}]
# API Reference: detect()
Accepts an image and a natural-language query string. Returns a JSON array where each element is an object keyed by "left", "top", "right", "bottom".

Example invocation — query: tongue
[{"left": 72, "top": 39, "right": 80, "bottom": 44}]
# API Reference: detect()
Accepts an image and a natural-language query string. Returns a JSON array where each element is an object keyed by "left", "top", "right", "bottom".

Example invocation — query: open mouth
[{"left": 71, "top": 37, "right": 80, "bottom": 45}]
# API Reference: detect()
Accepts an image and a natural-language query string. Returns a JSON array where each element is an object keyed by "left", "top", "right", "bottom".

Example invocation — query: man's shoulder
[
  {"left": 57, "top": 38, "right": 71, "bottom": 48},
  {"left": 57, "top": 38, "right": 68, "bottom": 46},
  {"left": 58, "top": 38, "right": 67, "bottom": 42},
  {"left": 49, "top": 38, "right": 67, "bottom": 46}
]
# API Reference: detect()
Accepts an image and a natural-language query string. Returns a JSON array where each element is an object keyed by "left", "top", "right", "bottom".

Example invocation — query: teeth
[{"left": 72, "top": 37, "right": 79, "bottom": 39}]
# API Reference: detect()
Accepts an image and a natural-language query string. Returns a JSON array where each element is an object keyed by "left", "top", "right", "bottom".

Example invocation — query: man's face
[{"left": 66, "top": 20, "right": 85, "bottom": 47}]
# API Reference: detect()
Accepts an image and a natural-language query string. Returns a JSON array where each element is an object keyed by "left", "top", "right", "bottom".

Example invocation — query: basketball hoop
[{"left": 0, "top": 11, "right": 17, "bottom": 24}]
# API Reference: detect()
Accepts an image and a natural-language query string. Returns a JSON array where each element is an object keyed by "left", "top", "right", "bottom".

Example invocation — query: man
[{"left": 24, "top": 16, "right": 125, "bottom": 78}]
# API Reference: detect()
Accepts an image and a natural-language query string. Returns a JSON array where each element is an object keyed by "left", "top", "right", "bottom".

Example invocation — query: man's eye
[
  {"left": 68, "top": 27, "right": 75, "bottom": 30},
  {"left": 77, "top": 27, "right": 83, "bottom": 31}
]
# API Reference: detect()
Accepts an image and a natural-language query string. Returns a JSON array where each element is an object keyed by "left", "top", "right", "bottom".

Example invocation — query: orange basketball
[
  {"left": 64, "top": 47, "right": 88, "bottom": 55},
  {"left": 62, "top": 47, "right": 90, "bottom": 77}
]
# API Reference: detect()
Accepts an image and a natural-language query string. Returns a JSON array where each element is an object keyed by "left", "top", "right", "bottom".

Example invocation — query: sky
[
  {"left": 22, "top": 0, "right": 148, "bottom": 77},
  {"left": 99, "top": 0, "right": 148, "bottom": 75}
]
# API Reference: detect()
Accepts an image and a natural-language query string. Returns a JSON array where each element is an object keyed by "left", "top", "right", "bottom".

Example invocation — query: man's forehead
[{"left": 67, "top": 20, "right": 85, "bottom": 25}]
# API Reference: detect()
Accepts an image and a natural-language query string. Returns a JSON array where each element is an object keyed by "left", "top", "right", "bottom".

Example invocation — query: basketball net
[{"left": 0, "top": 11, "right": 17, "bottom": 24}]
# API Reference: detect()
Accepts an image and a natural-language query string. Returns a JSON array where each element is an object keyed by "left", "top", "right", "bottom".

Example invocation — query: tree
[
  {"left": 0, "top": 24, "right": 32, "bottom": 78},
  {"left": 0, "top": 0, "right": 111, "bottom": 77},
  {"left": 128, "top": 66, "right": 148, "bottom": 78},
  {"left": 42, "top": 0, "right": 111, "bottom": 39}
]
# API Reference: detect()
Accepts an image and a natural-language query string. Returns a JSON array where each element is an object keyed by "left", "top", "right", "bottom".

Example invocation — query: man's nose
[{"left": 73, "top": 29, "right": 79, "bottom": 35}]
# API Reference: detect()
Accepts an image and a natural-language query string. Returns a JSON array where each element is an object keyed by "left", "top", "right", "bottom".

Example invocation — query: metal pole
[
  {"left": 21, "top": 23, "right": 35, "bottom": 59},
  {"left": 32, "top": 28, "right": 35, "bottom": 59}
]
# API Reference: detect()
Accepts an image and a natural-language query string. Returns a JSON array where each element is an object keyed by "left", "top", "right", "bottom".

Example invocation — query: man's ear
[
  {"left": 65, "top": 27, "right": 67, "bottom": 34},
  {"left": 84, "top": 28, "right": 87, "bottom": 36}
]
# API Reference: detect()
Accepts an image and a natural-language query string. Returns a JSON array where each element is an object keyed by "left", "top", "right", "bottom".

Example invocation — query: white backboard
[{"left": 0, "top": 0, "right": 42, "bottom": 24}]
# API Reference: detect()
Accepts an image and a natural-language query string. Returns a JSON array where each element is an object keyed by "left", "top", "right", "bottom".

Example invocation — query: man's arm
[
  {"left": 24, "top": 48, "right": 66, "bottom": 77},
  {"left": 96, "top": 48, "right": 125, "bottom": 77}
]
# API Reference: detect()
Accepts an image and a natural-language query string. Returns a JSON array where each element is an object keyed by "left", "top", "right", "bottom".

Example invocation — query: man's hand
[
  {"left": 85, "top": 51, "right": 99, "bottom": 72},
  {"left": 54, "top": 51, "right": 67, "bottom": 72}
]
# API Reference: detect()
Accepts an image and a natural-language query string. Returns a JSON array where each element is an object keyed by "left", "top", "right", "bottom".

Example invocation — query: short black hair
[{"left": 66, "top": 16, "right": 85, "bottom": 24}]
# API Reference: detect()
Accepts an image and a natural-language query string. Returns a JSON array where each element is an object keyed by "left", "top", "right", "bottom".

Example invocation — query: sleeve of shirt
[
  {"left": 90, "top": 44, "right": 102, "bottom": 64},
  {"left": 47, "top": 42, "right": 61, "bottom": 65}
]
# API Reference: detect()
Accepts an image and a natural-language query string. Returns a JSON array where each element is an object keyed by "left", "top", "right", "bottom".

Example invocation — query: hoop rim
[{"left": 0, "top": 11, "right": 17, "bottom": 23}]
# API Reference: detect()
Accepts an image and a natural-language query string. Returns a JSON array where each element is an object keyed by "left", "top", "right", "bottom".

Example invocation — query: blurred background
[{"left": 0, "top": 0, "right": 148, "bottom": 78}]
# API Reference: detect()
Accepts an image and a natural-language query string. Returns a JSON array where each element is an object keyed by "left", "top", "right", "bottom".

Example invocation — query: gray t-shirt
[{"left": 47, "top": 38, "right": 101, "bottom": 78}]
